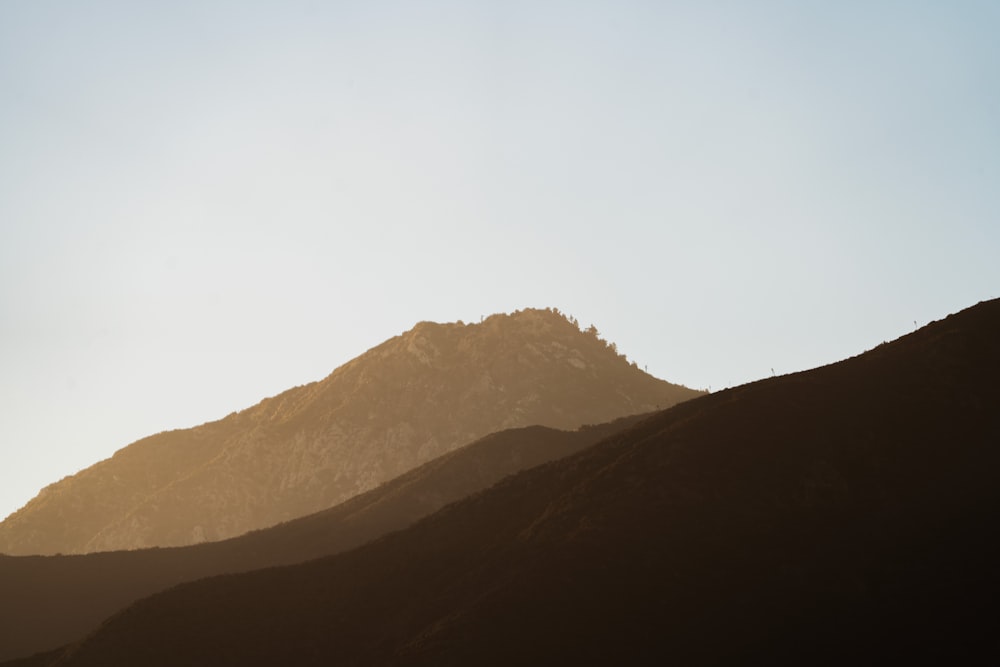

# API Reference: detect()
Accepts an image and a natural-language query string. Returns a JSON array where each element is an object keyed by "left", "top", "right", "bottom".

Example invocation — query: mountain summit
[{"left": 0, "top": 308, "right": 699, "bottom": 555}]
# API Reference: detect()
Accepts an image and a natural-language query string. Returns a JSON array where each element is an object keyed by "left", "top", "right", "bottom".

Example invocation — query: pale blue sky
[{"left": 2, "top": 1, "right": 998, "bottom": 521}]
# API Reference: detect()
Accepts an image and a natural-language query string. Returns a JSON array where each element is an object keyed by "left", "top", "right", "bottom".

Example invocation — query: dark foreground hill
[
  {"left": 0, "top": 308, "right": 698, "bottom": 555},
  {"left": 26, "top": 299, "right": 1000, "bottom": 666},
  {"left": 0, "top": 416, "right": 644, "bottom": 663}
]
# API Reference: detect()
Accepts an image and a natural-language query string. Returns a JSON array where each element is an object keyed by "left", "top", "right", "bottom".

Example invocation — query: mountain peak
[{"left": 0, "top": 308, "right": 700, "bottom": 556}]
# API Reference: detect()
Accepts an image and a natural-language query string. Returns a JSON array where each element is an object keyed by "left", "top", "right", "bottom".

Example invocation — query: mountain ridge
[
  {"left": 29, "top": 298, "right": 999, "bottom": 666},
  {"left": 0, "top": 308, "right": 700, "bottom": 555}
]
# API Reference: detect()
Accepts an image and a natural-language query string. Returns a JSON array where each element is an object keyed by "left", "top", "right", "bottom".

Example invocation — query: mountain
[
  {"left": 26, "top": 298, "right": 1000, "bottom": 666},
  {"left": 0, "top": 416, "right": 644, "bottom": 663},
  {"left": 0, "top": 308, "right": 699, "bottom": 556}
]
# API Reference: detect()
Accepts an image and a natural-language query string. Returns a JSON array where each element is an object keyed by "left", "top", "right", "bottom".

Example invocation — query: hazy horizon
[{"left": 2, "top": 1, "right": 998, "bottom": 521}]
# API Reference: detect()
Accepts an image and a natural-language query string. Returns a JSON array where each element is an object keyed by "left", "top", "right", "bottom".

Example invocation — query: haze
[{"left": 1, "top": 1, "right": 998, "bottom": 521}]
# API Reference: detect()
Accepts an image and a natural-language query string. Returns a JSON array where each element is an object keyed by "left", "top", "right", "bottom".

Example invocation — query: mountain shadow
[
  {"left": 0, "top": 416, "right": 644, "bottom": 663},
  {"left": 0, "top": 308, "right": 699, "bottom": 555},
  {"left": 23, "top": 299, "right": 1000, "bottom": 666}
]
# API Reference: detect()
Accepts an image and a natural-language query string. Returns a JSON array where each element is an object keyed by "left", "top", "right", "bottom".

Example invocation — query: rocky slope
[
  {"left": 0, "top": 308, "right": 699, "bottom": 555},
  {"left": 25, "top": 299, "right": 1000, "bottom": 666}
]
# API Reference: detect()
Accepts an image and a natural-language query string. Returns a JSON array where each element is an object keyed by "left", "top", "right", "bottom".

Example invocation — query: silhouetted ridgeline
[
  {"left": 0, "top": 308, "right": 699, "bottom": 555},
  {"left": 18, "top": 299, "right": 1000, "bottom": 666},
  {"left": 0, "top": 416, "right": 645, "bottom": 663}
]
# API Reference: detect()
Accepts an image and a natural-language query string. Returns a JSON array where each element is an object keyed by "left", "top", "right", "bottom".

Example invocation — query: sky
[{"left": 2, "top": 0, "right": 998, "bottom": 522}]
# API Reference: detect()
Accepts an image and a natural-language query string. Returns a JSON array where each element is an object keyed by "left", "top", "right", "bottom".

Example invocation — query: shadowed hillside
[
  {"left": 0, "top": 308, "right": 699, "bottom": 556},
  {"left": 0, "top": 416, "right": 645, "bottom": 663},
  {"left": 25, "top": 299, "right": 1000, "bottom": 666}
]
